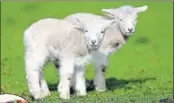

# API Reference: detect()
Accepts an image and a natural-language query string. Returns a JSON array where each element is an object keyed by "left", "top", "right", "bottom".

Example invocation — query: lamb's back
[{"left": 24, "top": 18, "right": 88, "bottom": 57}]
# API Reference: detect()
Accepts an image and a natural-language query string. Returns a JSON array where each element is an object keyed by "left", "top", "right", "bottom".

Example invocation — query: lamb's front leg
[
  {"left": 74, "top": 65, "right": 87, "bottom": 96},
  {"left": 58, "top": 58, "right": 75, "bottom": 100},
  {"left": 93, "top": 58, "right": 108, "bottom": 92}
]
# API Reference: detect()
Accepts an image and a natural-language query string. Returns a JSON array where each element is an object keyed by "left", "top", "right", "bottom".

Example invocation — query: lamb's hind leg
[
  {"left": 39, "top": 71, "right": 51, "bottom": 98},
  {"left": 25, "top": 50, "right": 48, "bottom": 100}
]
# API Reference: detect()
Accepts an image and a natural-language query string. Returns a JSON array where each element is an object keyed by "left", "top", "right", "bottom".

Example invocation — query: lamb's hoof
[
  {"left": 76, "top": 91, "right": 87, "bottom": 97},
  {"left": 95, "top": 88, "right": 107, "bottom": 92},
  {"left": 33, "top": 95, "right": 44, "bottom": 100},
  {"left": 59, "top": 92, "right": 70, "bottom": 100},
  {"left": 31, "top": 91, "right": 44, "bottom": 100},
  {"left": 32, "top": 91, "right": 50, "bottom": 100},
  {"left": 41, "top": 90, "right": 51, "bottom": 98}
]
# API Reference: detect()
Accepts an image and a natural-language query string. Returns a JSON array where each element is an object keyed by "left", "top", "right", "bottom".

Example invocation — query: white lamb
[
  {"left": 65, "top": 5, "right": 148, "bottom": 93},
  {"left": 23, "top": 18, "right": 116, "bottom": 100}
]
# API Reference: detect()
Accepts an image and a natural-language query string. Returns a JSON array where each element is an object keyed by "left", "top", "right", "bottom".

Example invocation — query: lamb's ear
[
  {"left": 73, "top": 24, "right": 84, "bottom": 32},
  {"left": 135, "top": 5, "right": 148, "bottom": 13},
  {"left": 73, "top": 17, "right": 85, "bottom": 32},
  {"left": 101, "top": 8, "right": 116, "bottom": 18},
  {"left": 104, "top": 20, "right": 116, "bottom": 30},
  {"left": 75, "top": 17, "right": 81, "bottom": 24}
]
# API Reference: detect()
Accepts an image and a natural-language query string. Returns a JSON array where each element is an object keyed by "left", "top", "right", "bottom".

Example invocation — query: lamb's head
[
  {"left": 73, "top": 17, "right": 116, "bottom": 50},
  {"left": 102, "top": 5, "right": 148, "bottom": 36}
]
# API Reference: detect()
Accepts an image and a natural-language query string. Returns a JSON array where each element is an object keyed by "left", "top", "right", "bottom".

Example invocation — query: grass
[{"left": 1, "top": 1, "right": 173, "bottom": 103}]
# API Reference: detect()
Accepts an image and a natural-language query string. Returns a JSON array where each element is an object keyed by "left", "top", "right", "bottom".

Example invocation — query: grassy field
[{"left": 1, "top": 1, "right": 173, "bottom": 103}]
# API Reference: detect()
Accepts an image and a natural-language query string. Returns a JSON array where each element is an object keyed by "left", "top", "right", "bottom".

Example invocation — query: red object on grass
[{"left": 16, "top": 100, "right": 28, "bottom": 103}]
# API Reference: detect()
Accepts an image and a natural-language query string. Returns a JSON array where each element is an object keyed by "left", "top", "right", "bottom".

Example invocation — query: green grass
[{"left": 1, "top": 1, "right": 173, "bottom": 103}]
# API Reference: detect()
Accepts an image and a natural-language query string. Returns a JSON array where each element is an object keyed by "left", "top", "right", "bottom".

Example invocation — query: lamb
[
  {"left": 64, "top": 5, "right": 148, "bottom": 92},
  {"left": 23, "top": 18, "right": 116, "bottom": 100},
  {"left": 101, "top": 5, "right": 148, "bottom": 38}
]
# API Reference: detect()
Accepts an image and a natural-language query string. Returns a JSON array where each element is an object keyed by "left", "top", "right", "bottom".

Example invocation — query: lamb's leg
[
  {"left": 25, "top": 50, "right": 47, "bottom": 100},
  {"left": 74, "top": 65, "right": 87, "bottom": 96},
  {"left": 39, "top": 71, "right": 51, "bottom": 97},
  {"left": 70, "top": 71, "right": 76, "bottom": 90},
  {"left": 58, "top": 58, "right": 74, "bottom": 100},
  {"left": 54, "top": 60, "right": 60, "bottom": 69},
  {"left": 93, "top": 58, "right": 108, "bottom": 92}
]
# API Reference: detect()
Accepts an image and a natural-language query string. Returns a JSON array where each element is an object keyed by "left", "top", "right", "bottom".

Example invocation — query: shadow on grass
[
  {"left": 86, "top": 77, "right": 156, "bottom": 91},
  {"left": 47, "top": 77, "right": 156, "bottom": 93},
  {"left": 106, "top": 77, "right": 156, "bottom": 90},
  {"left": 135, "top": 36, "right": 149, "bottom": 44},
  {"left": 5, "top": 16, "right": 16, "bottom": 27},
  {"left": 22, "top": 3, "right": 40, "bottom": 14}
]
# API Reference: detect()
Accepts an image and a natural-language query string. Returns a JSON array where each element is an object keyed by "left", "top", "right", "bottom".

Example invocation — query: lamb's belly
[{"left": 75, "top": 55, "right": 93, "bottom": 66}]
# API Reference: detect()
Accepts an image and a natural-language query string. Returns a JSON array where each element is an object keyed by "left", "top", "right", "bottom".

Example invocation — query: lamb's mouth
[
  {"left": 90, "top": 45, "right": 99, "bottom": 49},
  {"left": 123, "top": 35, "right": 130, "bottom": 40},
  {"left": 124, "top": 30, "right": 134, "bottom": 35}
]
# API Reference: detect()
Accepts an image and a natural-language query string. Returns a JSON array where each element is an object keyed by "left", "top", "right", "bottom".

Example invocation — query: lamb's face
[
  {"left": 73, "top": 17, "right": 115, "bottom": 50},
  {"left": 115, "top": 12, "right": 138, "bottom": 35},
  {"left": 102, "top": 5, "right": 148, "bottom": 36},
  {"left": 83, "top": 20, "right": 115, "bottom": 50},
  {"left": 83, "top": 25, "right": 105, "bottom": 49}
]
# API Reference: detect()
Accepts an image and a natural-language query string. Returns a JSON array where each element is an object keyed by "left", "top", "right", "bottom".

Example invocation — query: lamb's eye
[
  {"left": 101, "top": 30, "right": 105, "bottom": 33},
  {"left": 136, "top": 17, "right": 138, "bottom": 20},
  {"left": 115, "top": 42, "right": 120, "bottom": 47},
  {"left": 117, "top": 18, "right": 123, "bottom": 21},
  {"left": 85, "top": 30, "right": 88, "bottom": 32},
  {"left": 119, "top": 19, "right": 123, "bottom": 21}
]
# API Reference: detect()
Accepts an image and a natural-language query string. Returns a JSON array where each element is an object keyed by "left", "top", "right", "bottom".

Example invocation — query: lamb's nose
[
  {"left": 91, "top": 40, "right": 96, "bottom": 45},
  {"left": 128, "top": 28, "right": 133, "bottom": 32}
]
